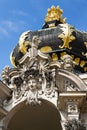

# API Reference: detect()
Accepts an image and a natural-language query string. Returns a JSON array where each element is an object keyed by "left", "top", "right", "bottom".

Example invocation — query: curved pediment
[{"left": 55, "top": 69, "right": 87, "bottom": 91}]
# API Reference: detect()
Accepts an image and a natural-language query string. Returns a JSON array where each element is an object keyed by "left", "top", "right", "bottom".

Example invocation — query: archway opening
[{"left": 5, "top": 99, "right": 62, "bottom": 130}]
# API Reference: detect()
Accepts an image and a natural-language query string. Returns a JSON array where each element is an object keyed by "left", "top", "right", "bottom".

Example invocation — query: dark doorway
[{"left": 4, "top": 99, "right": 62, "bottom": 130}]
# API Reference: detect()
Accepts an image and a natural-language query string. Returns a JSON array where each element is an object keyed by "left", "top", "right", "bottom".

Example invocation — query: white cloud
[
  {"left": 2, "top": 20, "right": 19, "bottom": 31},
  {"left": 0, "top": 19, "right": 28, "bottom": 38},
  {"left": 0, "top": 19, "right": 27, "bottom": 32},
  {"left": 18, "top": 11, "right": 28, "bottom": 16},
  {"left": 0, "top": 27, "right": 9, "bottom": 37},
  {"left": 11, "top": 10, "right": 28, "bottom": 17}
]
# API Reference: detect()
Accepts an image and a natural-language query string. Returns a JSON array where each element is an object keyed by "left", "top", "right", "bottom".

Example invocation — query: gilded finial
[{"left": 45, "top": 6, "right": 66, "bottom": 23}]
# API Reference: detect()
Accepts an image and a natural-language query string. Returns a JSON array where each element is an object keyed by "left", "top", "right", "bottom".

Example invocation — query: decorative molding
[
  {"left": 59, "top": 24, "right": 75, "bottom": 49},
  {"left": 58, "top": 92, "right": 86, "bottom": 114}
]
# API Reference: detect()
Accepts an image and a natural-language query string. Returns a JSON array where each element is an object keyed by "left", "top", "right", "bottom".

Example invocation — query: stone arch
[
  {"left": 56, "top": 69, "right": 87, "bottom": 91},
  {"left": 4, "top": 99, "right": 62, "bottom": 130}
]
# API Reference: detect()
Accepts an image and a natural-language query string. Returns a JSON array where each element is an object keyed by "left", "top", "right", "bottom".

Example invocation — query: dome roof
[{"left": 10, "top": 6, "right": 87, "bottom": 73}]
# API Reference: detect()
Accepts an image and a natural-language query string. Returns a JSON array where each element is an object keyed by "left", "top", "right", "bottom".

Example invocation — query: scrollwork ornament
[
  {"left": 1, "top": 66, "right": 10, "bottom": 85},
  {"left": 64, "top": 119, "right": 86, "bottom": 130}
]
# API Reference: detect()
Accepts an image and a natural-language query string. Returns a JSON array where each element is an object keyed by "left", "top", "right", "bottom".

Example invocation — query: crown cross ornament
[{"left": 45, "top": 6, "right": 66, "bottom": 23}]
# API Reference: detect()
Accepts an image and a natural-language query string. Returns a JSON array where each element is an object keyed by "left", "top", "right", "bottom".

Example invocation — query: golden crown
[{"left": 45, "top": 6, "right": 66, "bottom": 23}]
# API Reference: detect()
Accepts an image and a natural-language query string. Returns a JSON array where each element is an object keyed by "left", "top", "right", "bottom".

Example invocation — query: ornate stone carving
[
  {"left": 25, "top": 76, "right": 41, "bottom": 105},
  {"left": 65, "top": 80, "right": 80, "bottom": 91},
  {"left": 61, "top": 54, "right": 75, "bottom": 71},
  {"left": 11, "top": 75, "right": 23, "bottom": 99},
  {"left": 1, "top": 66, "right": 10, "bottom": 85},
  {"left": 68, "top": 104, "right": 78, "bottom": 113},
  {"left": 64, "top": 119, "right": 86, "bottom": 130},
  {"left": 2, "top": 36, "right": 58, "bottom": 106}
]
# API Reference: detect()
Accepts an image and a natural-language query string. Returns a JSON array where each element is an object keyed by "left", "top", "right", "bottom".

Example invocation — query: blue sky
[{"left": 0, "top": 0, "right": 87, "bottom": 75}]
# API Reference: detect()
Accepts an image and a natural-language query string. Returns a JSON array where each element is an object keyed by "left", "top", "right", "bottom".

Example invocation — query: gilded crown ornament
[{"left": 45, "top": 6, "right": 66, "bottom": 23}]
